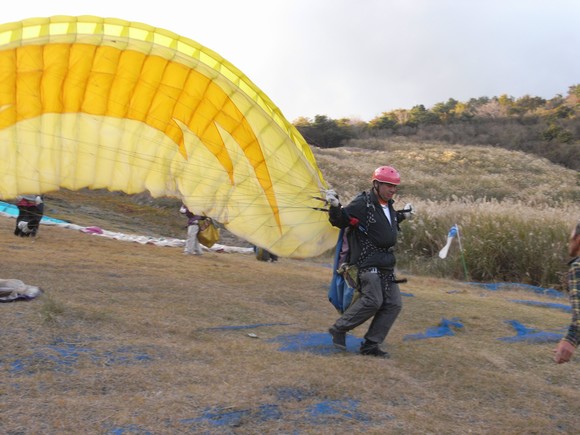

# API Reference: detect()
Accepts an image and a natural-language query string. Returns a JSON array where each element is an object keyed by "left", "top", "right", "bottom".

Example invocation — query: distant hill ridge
[
  {"left": 312, "top": 141, "right": 579, "bottom": 206},
  {"left": 295, "top": 86, "right": 580, "bottom": 170}
]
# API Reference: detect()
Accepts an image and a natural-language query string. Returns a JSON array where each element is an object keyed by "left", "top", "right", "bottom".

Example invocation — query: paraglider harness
[{"left": 328, "top": 191, "right": 406, "bottom": 314}]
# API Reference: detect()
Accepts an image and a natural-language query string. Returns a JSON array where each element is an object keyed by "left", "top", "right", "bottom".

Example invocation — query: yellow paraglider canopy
[{"left": 0, "top": 16, "right": 338, "bottom": 257}]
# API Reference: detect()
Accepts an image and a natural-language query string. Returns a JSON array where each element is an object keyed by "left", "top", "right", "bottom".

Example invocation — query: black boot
[
  {"left": 329, "top": 326, "right": 346, "bottom": 350},
  {"left": 360, "top": 340, "right": 390, "bottom": 358}
]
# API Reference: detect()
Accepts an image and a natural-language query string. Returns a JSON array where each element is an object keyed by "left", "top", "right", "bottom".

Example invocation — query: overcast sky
[{"left": 3, "top": 0, "right": 580, "bottom": 122}]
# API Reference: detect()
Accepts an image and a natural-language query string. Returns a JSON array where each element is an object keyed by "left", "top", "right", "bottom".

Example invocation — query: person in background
[
  {"left": 254, "top": 246, "right": 278, "bottom": 262},
  {"left": 14, "top": 195, "right": 44, "bottom": 237},
  {"left": 553, "top": 220, "right": 580, "bottom": 364},
  {"left": 325, "top": 166, "right": 413, "bottom": 358},
  {"left": 180, "top": 204, "right": 205, "bottom": 256}
]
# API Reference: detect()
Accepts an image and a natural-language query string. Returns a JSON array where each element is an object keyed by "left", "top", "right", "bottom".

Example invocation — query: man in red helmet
[{"left": 326, "top": 166, "right": 413, "bottom": 358}]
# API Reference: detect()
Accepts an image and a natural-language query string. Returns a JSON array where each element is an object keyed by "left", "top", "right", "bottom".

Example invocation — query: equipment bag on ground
[{"left": 197, "top": 218, "right": 220, "bottom": 248}]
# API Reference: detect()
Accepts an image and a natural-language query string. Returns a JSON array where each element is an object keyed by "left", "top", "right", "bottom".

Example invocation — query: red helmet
[{"left": 371, "top": 166, "right": 400, "bottom": 185}]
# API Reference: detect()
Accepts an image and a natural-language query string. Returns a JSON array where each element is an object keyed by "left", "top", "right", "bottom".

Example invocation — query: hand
[
  {"left": 553, "top": 339, "right": 575, "bottom": 364},
  {"left": 325, "top": 190, "right": 340, "bottom": 207},
  {"left": 402, "top": 203, "right": 414, "bottom": 219}
]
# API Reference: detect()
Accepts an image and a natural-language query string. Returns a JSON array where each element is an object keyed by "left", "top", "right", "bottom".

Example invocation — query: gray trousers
[
  {"left": 184, "top": 223, "right": 203, "bottom": 255},
  {"left": 333, "top": 270, "right": 402, "bottom": 344}
]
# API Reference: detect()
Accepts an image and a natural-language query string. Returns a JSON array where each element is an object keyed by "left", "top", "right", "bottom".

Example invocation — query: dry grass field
[
  {"left": 1, "top": 205, "right": 579, "bottom": 433},
  {"left": 1, "top": 141, "right": 579, "bottom": 433}
]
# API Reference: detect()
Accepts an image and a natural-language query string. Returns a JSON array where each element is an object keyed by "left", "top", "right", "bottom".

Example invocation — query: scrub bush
[{"left": 396, "top": 199, "right": 576, "bottom": 288}]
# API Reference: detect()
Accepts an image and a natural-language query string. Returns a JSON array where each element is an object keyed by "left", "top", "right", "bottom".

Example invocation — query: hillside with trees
[{"left": 294, "top": 84, "right": 580, "bottom": 170}]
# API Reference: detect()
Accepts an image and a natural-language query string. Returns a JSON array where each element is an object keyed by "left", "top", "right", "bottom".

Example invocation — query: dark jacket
[
  {"left": 328, "top": 189, "right": 406, "bottom": 270},
  {"left": 180, "top": 205, "right": 205, "bottom": 226}
]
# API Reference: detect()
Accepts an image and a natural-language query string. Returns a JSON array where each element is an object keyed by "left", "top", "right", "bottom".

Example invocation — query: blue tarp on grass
[
  {"left": 204, "top": 322, "right": 291, "bottom": 331},
  {"left": 269, "top": 332, "right": 363, "bottom": 355},
  {"left": 403, "top": 317, "right": 464, "bottom": 341},
  {"left": 0, "top": 201, "right": 68, "bottom": 224},
  {"left": 180, "top": 404, "right": 282, "bottom": 427},
  {"left": 4, "top": 339, "right": 154, "bottom": 374},
  {"left": 509, "top": 299, "right": 571, "bottom": 313},
  {"left": 468, "top": 281, "right": 563, "bottom": 299},
  {"left": 178, "top": 399, "right": 372, "bottom": 429},
  {"left": 497, "top": 320, "right": 563, "bottom": 343}
]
